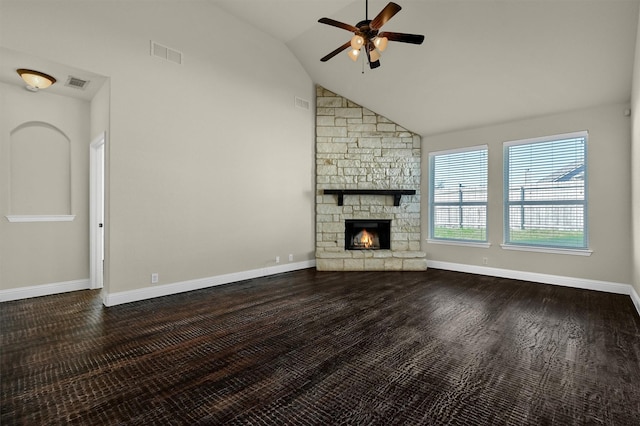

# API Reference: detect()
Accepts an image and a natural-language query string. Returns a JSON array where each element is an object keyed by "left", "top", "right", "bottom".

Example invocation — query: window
[
  {"left": 504, "top": 131, "right": 587, "bottom": 250},
  {"left": 429, "top": 146, "right": 488, "bottom": 243}
]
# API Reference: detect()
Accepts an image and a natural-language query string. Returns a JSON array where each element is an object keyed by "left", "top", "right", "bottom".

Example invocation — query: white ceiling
[{"left": 213, "top": 0, "right": 639, "bottom": 136}]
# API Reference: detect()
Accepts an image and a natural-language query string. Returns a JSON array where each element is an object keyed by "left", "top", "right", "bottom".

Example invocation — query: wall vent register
[
  {"left": 151, "top": 41, "right": 183, "bottom": 65},
  {"left": 65, "top": 76, "right": 89, "bottom": 90}
]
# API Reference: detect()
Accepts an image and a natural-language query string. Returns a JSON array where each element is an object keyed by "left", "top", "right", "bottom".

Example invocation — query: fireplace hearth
[{"left": 345, "top": 220, "right": 391, "bottom": 250}]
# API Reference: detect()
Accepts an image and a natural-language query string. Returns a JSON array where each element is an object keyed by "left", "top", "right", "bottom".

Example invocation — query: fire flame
[{"left": 359, "top": 229, "right": 374, "bottom": 248}]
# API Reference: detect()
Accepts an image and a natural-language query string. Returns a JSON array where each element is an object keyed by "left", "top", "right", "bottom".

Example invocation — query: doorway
[{"left": 90, "top": 133, "right": 105, "bottom": 289}]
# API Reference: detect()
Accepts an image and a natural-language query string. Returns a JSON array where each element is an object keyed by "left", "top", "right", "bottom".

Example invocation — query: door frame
[{"left": 89, "top": 132, "right": 105, "bottom": 289}]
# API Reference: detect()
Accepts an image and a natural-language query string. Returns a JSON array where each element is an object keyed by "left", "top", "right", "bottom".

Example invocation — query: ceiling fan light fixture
[
  {"left": 373, "top": 36, "right": 388, "bottom": 52},
  {"left": 348, "top": 48, "right": 361, "bottom": 62},
  {"left": 350, "top": 34, "right": 365, "bottom": 50},
  {"left": 369, "top": 49, "right": 381, "bottom": 62},
  {"left": 16, "top": 68, "right": 56, "bottom": 90}
]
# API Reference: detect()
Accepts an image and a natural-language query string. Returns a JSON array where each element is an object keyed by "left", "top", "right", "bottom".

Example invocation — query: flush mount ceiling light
[
  {"left": 318, "top": 0, "right": 424, "bottom": 69},
  {"left": 16, "top": 68, "right": 57, "bottom": 91}
]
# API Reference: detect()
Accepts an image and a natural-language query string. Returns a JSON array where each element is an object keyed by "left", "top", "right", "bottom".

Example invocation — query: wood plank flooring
[{"left": 2, "top": 269, "right": 639, "bottom": 425}]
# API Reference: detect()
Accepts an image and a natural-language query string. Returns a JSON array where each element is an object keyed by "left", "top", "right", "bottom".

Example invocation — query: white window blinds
[
  {"left": 429, "top": 146, "right": 488, "bottom": 242},
  {"left": 504, "top": 131, "right": 587, "bottom": 249}
]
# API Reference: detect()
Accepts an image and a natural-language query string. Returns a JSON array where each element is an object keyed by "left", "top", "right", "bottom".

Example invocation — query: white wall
[
  {"left": 0, "top": 83, "right": 91, "bottom": 288},
  {"left": 0, "top": 1, "right": 315, "bottom": 299},
  {"left": 632, "top": 7, "right": 640, "bottom": 296},
  {"left": 423, "top": 103, "right": 632, "bottom": 286}
]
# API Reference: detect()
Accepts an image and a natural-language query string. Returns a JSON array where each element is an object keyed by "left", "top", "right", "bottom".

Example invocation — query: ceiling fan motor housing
[{"left": 355, "top": 20, "right": 379, "bottom": 40}]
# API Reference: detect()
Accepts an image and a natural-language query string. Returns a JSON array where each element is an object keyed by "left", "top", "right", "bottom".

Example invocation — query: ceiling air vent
[
  {"left": 65, "top": 76, "right": 90, "bottom": 90},
  {"left": 151, "top": 41, "right": 183, "bottom": 65},
  {"left": 295, "top": 97, "right": 310, "bottom": 111}
]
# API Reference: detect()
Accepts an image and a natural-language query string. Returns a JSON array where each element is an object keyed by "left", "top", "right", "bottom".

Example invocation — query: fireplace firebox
[{"left": 345, "top": 220, "right": 391, "bottom": 250}]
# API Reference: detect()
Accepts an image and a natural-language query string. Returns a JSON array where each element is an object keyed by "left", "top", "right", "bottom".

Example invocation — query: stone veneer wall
[{"left": 315, "top": 86, "right": 427, "bottom": 271}]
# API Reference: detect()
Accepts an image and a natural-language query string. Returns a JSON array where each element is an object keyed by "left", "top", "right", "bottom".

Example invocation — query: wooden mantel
[{"left": 323, "top": 189, "right": 416, "bottom": 206}]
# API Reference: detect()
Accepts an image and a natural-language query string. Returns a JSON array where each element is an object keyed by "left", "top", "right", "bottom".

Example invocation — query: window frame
[
  {"left": 428, "top": 145, "right": 489, "bottom": 245},
  {"left": 502, "top": 131, "right": 590, "bottom": 253}
]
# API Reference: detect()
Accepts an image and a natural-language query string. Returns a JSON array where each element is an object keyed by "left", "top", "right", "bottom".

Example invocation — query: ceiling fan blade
[
  {"left": 370, "top": 2, "right": 402, "bottom": 30},
  {"left": 320, "top": 41, "right": 352, "bottom": 62},
  {"left": 318, "top": 17, "right": 359, "bottom": 33},
  {"left": 378, "top": 31, "right": 425, "bottom": 45}
]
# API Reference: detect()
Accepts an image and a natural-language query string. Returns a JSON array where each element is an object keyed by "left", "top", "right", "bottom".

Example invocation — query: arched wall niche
[{"left": 9, "top": 121, "right": 72, "bottom": 216}]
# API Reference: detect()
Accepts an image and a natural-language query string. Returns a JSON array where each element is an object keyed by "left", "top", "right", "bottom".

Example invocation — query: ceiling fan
[{"left": 318, "top": 0, "right": 424, "bottom": 69}]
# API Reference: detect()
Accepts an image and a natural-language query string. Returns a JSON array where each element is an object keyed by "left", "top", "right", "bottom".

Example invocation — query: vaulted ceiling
[
  {"left": 1, "top": 1, "right": 637, "bottom": 137},
  {"left": 213, "top": 0, "right": 639, "bottom": 136}
]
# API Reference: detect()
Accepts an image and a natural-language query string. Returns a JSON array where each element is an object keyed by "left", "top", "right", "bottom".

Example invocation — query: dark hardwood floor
[{"left": 2, "top": 269, "right": 639, "bottom": 425}]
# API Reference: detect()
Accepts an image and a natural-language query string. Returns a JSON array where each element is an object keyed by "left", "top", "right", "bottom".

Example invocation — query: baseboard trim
[
  {"left": 631, "top": 286, "right": 640, "bottom": 317},
  {"left": 103, "top": 260, "right": 316, "bottom": 307},
  {"left": 0, "top": 279, "right": 91, "bottom": 302},
  {"left": 427, "top": 260, "right": 640, "bottom": 317},
  {"left": 4, "top": 261, "right": 637, "bottom": 318}
]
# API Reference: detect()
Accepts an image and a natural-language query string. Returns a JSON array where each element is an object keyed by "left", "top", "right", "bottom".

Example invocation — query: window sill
[
  {"left": 6, "top": 215, "right": 76, "bottom": 223},
  {"left": 500, "top": 244, "right": 592, "bottom": 256},
  {"left": 427, "top": 239, "right": 491, "bottom": 249}
]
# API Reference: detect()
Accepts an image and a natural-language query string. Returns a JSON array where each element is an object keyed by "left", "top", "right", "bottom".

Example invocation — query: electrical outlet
[
  {"left": 275, "top": 256, "right": 280, "bottom": 264},
  {"left": 151, "top": 273, "right": 159, "bottom": 284},
  {"left": 288, "top": 254, "right": 294, "bottom": 262},
  {"left": 482, "top": 257, "right": 488, "bottom": 265}
]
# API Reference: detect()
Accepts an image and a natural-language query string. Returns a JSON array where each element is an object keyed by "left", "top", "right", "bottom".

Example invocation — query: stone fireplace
[
  {"left": 345, "top": 219, "right": 391, "bottom": 250},
  {"left": 315, "top": 86, "right": 427, "bottom": 271}
]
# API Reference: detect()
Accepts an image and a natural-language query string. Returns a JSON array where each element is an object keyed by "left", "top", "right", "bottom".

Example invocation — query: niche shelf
[{"left": 6, "top": 215, "right": 76, "bottom": 223}]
